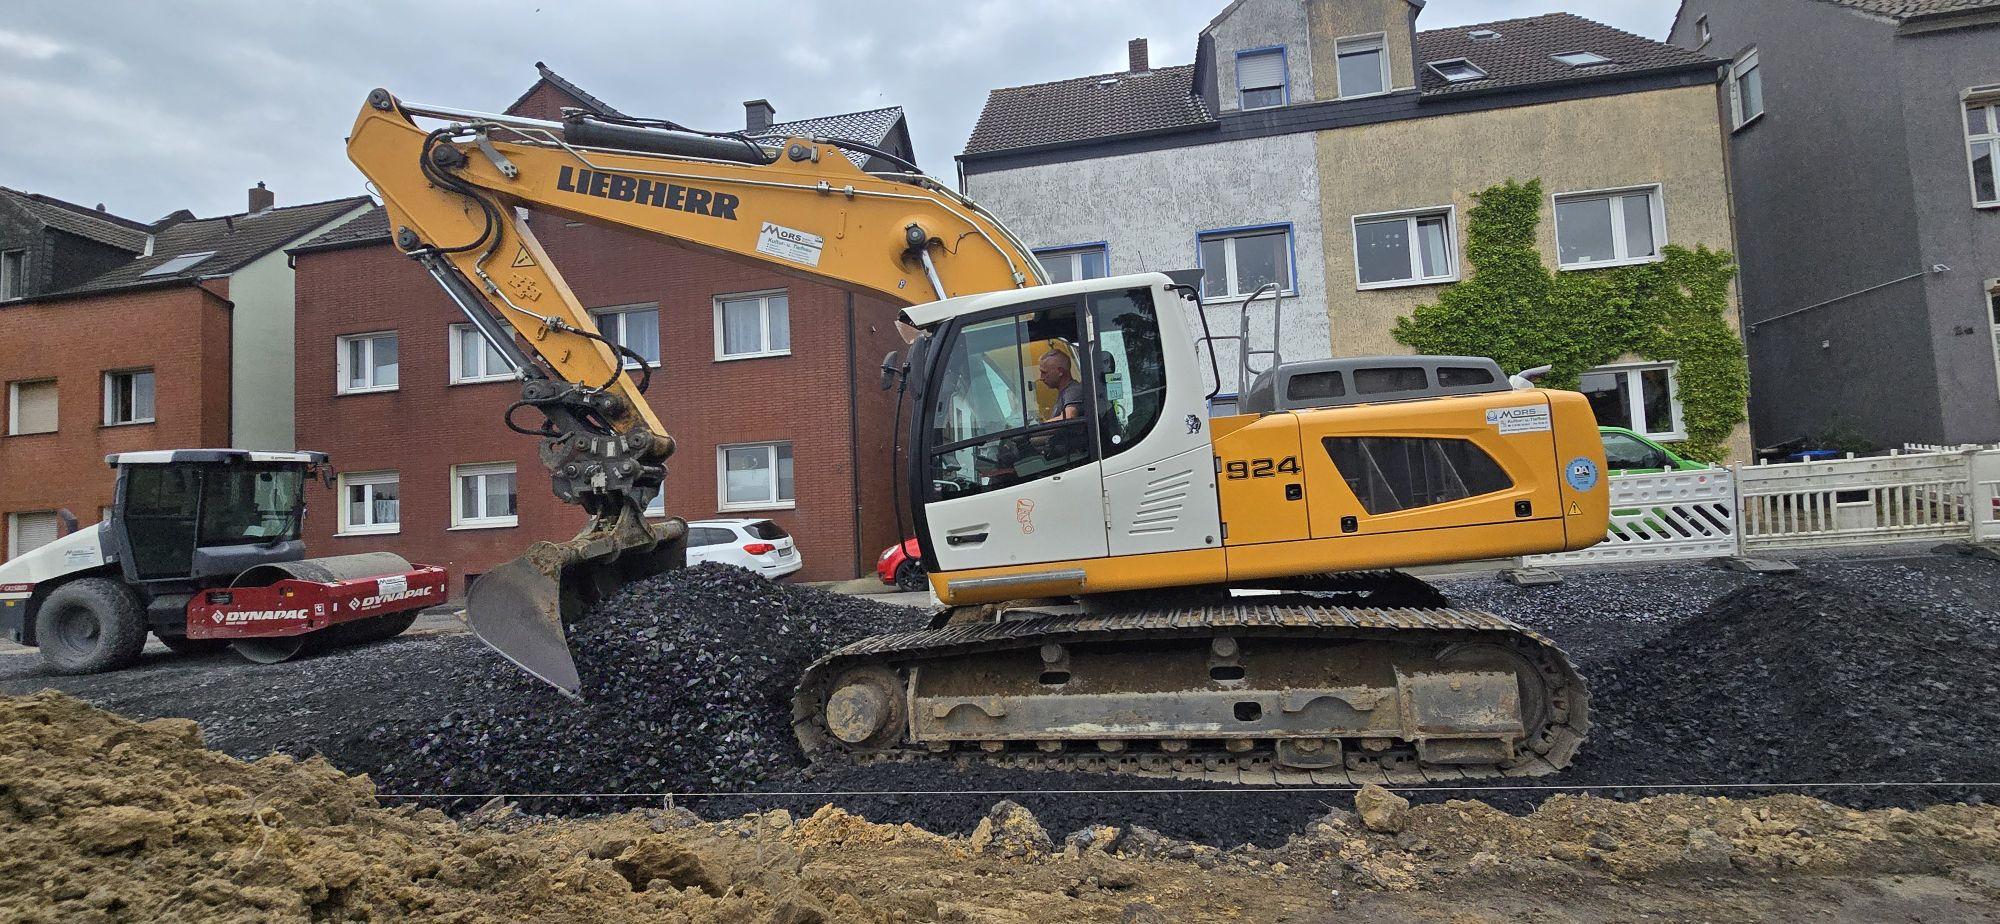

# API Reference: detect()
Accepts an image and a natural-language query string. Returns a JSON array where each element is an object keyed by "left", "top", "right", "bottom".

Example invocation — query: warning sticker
[
  {"left": 755, "top": 221, "right": 824, "bottom": 267},
  {"left": 511, "top": 246, "right": 536, "bottom": 267},
  {"left": 1485, "top": 405, "right": 1553, "bottom": 435}
]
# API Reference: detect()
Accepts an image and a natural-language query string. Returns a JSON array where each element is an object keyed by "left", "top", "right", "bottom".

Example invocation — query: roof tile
[
  {"left": 0, "top": 188, "right": 151, "bottom": 252},
  {"left": 963, "top": 65, "right": 1212, "bottom": 156},
  {"left": 56, "top": 197, "right": 370, "bottom": 296},
  {"left": 751, "top": 106, "right": 907, "bottom": 167},
  {"left": 1415, "top": 12, "right": 1718, "bottom": 96},
  {"left": 1811, "top": 0, "right": 2000, "bottom": 20}
]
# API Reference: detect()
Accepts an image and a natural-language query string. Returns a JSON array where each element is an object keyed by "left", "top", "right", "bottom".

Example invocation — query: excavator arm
[{"left": 345, "top": 89, "right": 1044, "bottom": 692}]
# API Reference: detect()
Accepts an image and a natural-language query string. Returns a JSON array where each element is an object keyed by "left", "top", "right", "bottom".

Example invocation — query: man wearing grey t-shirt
[{"left": 1038, "top": 351, "right": 1084, "bottom": 423}]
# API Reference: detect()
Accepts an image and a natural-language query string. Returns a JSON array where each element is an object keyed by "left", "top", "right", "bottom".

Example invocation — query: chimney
[
  {"left": 248, "top": 181, "right": 274, "bottom": 213},
  {"left": 1128, "top": 38, "right": 1149, "bottom": 72},
  {"left": 744, "top": 99, "right": 776, "bottom": 133}
]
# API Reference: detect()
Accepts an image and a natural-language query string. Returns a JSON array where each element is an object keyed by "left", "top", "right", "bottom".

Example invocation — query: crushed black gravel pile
[
  {"left": 350, "top": 564, "right": 922, "bottom": 802},
  {"left": 1583, "top": 567, "right": 2000, "bottom": 786}
]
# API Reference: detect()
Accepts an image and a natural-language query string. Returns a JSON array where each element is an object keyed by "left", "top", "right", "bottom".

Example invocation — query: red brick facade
[
  {"left": 291, "top": 220, "right": 910, "bottom": 594},
  {"left": 0, "top": 283, "right": 234, "bottom": 559}
]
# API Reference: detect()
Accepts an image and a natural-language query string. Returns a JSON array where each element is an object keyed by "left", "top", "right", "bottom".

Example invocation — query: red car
[{"left": 875, "top": 538, "right": 927, "bottom": 592}]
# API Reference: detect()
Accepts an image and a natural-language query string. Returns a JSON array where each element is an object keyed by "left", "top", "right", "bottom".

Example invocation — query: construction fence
[{"left": 1525, "top": 446, "right": 2000, "bottom": 568}]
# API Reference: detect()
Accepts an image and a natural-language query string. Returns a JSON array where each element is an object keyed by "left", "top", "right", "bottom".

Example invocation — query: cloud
[{"left": 0, "top": 28, "right": 66, "bottom": 61}]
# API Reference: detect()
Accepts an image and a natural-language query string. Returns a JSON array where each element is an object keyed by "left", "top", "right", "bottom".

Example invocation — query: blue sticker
[{"left": 1565, "top": 457, "right": 1601, "bottom": 492}]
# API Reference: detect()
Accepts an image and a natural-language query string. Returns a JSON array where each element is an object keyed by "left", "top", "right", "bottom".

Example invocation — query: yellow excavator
[{"left": 346, "top": 88, "right": 1609, "bottom": 783}]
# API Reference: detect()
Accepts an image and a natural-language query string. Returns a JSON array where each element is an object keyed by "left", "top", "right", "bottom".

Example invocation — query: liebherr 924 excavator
[{"left": 346, "top": 88, "right": 1609, "bottom": 782}]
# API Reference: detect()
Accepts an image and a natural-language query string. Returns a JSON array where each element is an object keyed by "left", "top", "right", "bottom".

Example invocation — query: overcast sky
[{"left": 2, "top": 1, "right": 1676, "bottom": 221}]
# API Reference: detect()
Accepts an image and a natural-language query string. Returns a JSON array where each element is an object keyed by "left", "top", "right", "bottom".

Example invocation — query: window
[
  {"left": 1336, "top": 35, "right": 1388, "bottom": 99},
  {"left": 198, "top": 465, "right": 303, "bottom": 545},
  {"left": 103, "top": 369, "right": 154, "bottom": 425},
  {"left": 140, "top": 251, "right": 216, "bottom": 277},
  {"left": 7, "top": 511, "right": 58, "bottom": 559},
  {"left": 713, "top": 292, "right": 790, "bottom": 360},
  {"left": 1091, "top": 287, "right": 1167, "bottom": 457},
  {"left": 1695, "top": 15, "right": 1712, "bottom": 46},
  {"left": 1469, "top": 29, "right": 1502, "bottom": 42},
  {"left": 452, "top": 463, "right": 517, "bottom": 528},
  {"left": 449, "top": 324, "right": 516, "bottom": 384},
  {"left": 337, "top": 332, "right": 398, "bottom": 393},
  {"left": 718, "top": 442, "right": 795, "bottom": 510},
  {"left": 1729, "top": 50, "right": 1764, "bottom": 129},
  {"left": 591, "top": 304, "right": 661, "bottom": 367},
  {"left": 1197, "top": 225, "right": 1292, "bottom": 299},
  {"left": 1352, "top": 208, "right": 1457, "bottom": 288},
  {"left": 1, "top": 249, "right": 25, "bottom": 299},
  {"left": 1236, "top": 47, "right": 1287, "bottom": 109},
  {"left": 1427, "top": 59, "right": 1487, "bottom": 83},
  {"left": 1322, "top": 437, "right": 1514, "bottom": 515},
  {"left": 686, "top": 525, "right": 736, "bottom": 547},
  {"left": 1036, "top": 245, "right": 1109, "bottom": 284},
  {"left": 1552, "top": 51, "right": 1611, "bottom": 67},
  {"left": 337, "top": 471, "right": 399, "bottom": 535},
  {"left": 1580, "top": 363, "right": 1684, "bottom": 440},
  {"left": 926, "top": 300, "right": 1093, "bottom": 501},
  {"left": 1554, "top": 186, "right": 1665, "bottom": 269},
  {"left": 1602, "top": 431, "right": 1671, "bottom": 471},
  {"left": 8, "top": 379, "right": 56, "bottom": 435},
  {"left": 1967, "top": 98, "right": 1999, "bottom": 208}
]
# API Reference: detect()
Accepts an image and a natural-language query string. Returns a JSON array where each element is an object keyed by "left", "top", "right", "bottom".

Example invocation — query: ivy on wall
[{"left": 1391, "top": 179, "right": 1748, "bottom": 461}]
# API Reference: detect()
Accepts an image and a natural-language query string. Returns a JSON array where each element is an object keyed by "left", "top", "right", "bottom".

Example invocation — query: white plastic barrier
[
  {"left": 1737, "top": 452, "right": 1974, "bottom": 551},
  {"left": 1525, "top": 468, "right": 1737, "bottom": 566}
]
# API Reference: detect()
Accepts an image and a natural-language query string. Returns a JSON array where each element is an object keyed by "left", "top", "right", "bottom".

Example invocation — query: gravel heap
[
  {"left": 359, "top": 564, "right": 921, "bottom": 803},
  {"left": 1585, "top": 572, "right": 2000, "bottom": 786}
]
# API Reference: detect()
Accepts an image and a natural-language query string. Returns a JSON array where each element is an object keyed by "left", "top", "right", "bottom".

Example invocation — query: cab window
[
  {"left": 928, "top": 302, "right": 1091, "bottom": 500},
  {"left": 1091, "top": 287, "right": 1167, "bottom": 457},
  {"left": 1602, "top": 432, "right": 1668, "bottom": 471}
]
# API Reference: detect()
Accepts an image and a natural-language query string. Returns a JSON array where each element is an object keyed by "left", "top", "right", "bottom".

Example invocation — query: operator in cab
[{"left": 1039, "top": 350, "right": 1084, "bottom": 422}]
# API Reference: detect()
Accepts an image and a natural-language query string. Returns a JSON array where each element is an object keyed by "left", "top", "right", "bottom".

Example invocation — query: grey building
[{"left": 1670, "top": 0, "right": 2000, "bottom": 448}]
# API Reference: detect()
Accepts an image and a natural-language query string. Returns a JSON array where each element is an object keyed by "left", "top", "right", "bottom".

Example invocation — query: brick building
[
  {"left": 289, "top": 65, "right": 917, "bottom": 592},
  {"left": 0, "top": 187, "right": 367, "bottom": 561}
]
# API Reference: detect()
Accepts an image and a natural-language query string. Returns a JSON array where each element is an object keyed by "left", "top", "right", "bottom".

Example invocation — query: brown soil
[{"left": 4, "top": 691, "right": 1999, "bottom": 923}]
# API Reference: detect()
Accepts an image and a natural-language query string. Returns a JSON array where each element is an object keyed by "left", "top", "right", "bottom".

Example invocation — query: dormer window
[
  {"left": 1236, "top": 47, "right": 1288, "bottom": 110},
  {"left": 1427, "top": 59, "right": 1488, "bottom": 84},
  {"left": 1469, "top": 29, "right": 1501, "bottom": 42},
  {"left": 1336, "top": 34, "right": 1390, "bottom": 99},
  {"left": 1553, "top": 51, "right": 1612, "bottom": 67},
  {"left": 1696, "top": 15, "right": 1712, "bottom": 46},
  {"left": 141, "top": 251, "right": 217, "bottom": 277},
  {"left": 1, "top": 250, "right": 25, "bottom": 299}
]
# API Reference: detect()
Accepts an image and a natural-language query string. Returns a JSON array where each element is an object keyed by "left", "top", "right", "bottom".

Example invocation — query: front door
[{"left": 921, "top": 299, "right": 1108, "bottom": 571}]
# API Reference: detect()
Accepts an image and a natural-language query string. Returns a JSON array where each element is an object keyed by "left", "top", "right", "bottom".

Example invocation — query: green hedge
[{"left": 1390, "top": 179, "right": 1748, "bottom": 461}]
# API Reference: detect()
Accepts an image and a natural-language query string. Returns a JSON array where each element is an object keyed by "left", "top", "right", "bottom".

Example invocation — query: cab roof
[
  {"left": 106, "top": 449, "right": 328, "bottom": 467},
  {"left": 898, "top": 272, "right": 1177, "bottom": 329}
]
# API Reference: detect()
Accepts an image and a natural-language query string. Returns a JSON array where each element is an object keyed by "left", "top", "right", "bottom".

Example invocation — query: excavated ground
[
  {"left": 6, "top": 691, "right": 2000, "bottom": 923},
  {"left": 2, "top": 554, "right": 1996, "bottom": 850}
]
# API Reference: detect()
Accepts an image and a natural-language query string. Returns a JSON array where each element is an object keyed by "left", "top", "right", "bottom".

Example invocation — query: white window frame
[
  {"left": 7, "top": 511, "right": 59, "bottom": 559},
  {"left": 1235, "top": 46, "right": 1288, "bottom": 111},
  {"left": 336, "top": 331, "right": 399, "bottom": 394},
  {"left": 712, "top": 290, "right": 791, "bottom": 361},
  {"left": 716, "top": 441, "right": 795, "bottom": 512},
  {"left": 590, "top": 303, "right": 662, "bottom": 369},
  {"left": 1966, "top": 89, "right": 2000, "bottom": 209},
  {"left": 1728, "top": 49, "right": 1764, "bottom": 131},
  {"left": 140, "top": 250, "right": 217, "bottom": 277},
  {"left": 102, "top": 369, "right": 154, "bottom": 426},
  {"left": 1351, "top": 206, "right": 1459, "bottom": 290},
  {"left": 447, "top": 323, "right": 518, "bottom": 384},
  {"left": 1582, "top": 361, "right": 1686, "bottom": 441},
  {"left": 1552, "top": 185, "right": 1668, "bottom": 270},
  {"left": 7, "top": 379, "right": 56, "bottom": 436},
  {"left": 450, "top": 462, "right": 519, "bottom": 530},
  {"left": 1552, "top": 51, "right": 1611, "bottom": 67},
  {"left": 1334, "top": 33, "right": 1390, "bottom": 100},
  {"left": 1, "top": 249, "right": 26, "bottom": 300},
  {"left": 336, "top": 471, "right": 401, "bottom": 536},
  {"left": 1425, "top": 58, "right": 1487, "bottom": 84},
  {"left": 1034, "top": 244, "right": 1110, "bottom": 283},
  {"left": 1695, "top": 15, "right": 1712, "bottom": 47},
  {"left": 1196, "top": 225, "right": 1296, "bottom": 301}
]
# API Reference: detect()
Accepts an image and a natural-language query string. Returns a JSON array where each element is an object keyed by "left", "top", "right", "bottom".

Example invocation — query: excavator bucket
[{"left": 466, "top": 517, "right": 686, "bottom": 697}]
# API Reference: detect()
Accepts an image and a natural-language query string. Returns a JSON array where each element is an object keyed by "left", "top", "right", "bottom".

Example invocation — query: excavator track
[{"left": 793, "top": 593, "right": 1587, "bottom": 785}]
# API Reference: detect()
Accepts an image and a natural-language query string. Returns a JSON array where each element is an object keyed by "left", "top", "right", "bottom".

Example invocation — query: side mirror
[{"left": 879, "top": 350, "right": 905, "bottom": 391}]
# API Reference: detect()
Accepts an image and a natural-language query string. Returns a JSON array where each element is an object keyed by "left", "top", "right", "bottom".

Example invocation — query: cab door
[{"left": 918, "top": 299, "right": 1108, "bottom": 572}]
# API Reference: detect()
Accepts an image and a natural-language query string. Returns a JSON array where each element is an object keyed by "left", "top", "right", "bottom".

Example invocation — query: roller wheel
[
  {"left": 35, "top": 578, "right": 148, "bottom": 675},
  {"left": 893, "top": 560, "right": 928, "bottom": 593},
  {"left": 157, "top": 634, "right": 228, "bottom": 656}
]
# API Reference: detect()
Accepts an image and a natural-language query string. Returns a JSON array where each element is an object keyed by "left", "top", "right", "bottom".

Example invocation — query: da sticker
[{"left": 1565, "top": 457, "right": 1601, "bottom": 492}]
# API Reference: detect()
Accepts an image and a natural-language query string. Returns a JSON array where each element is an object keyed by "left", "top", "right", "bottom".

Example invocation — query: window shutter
[
  {"left": 1238, "top": 50, "right": 1285, "bottom": 91},
  {"left": 10, "top": 512, "right": 58, "bottom": 557},
  {"left": 12, "top": 381, "right": 56, "bottom": 434}
]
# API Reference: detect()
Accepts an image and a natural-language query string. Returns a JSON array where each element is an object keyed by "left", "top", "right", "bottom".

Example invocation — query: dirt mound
[
  {"left": 356, "top": 564, "right": 921, "bottom": 804},
  {"left": 1584, "top": 572, "right": 2000, "bottom": 785},
  {"left": 7, "top": 692, "right": 2000, "bottom": 924}
]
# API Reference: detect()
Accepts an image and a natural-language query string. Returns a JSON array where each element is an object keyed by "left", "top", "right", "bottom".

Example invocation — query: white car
[{"left": 685, "top": 518, "right": 803, "bottom": 580}]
